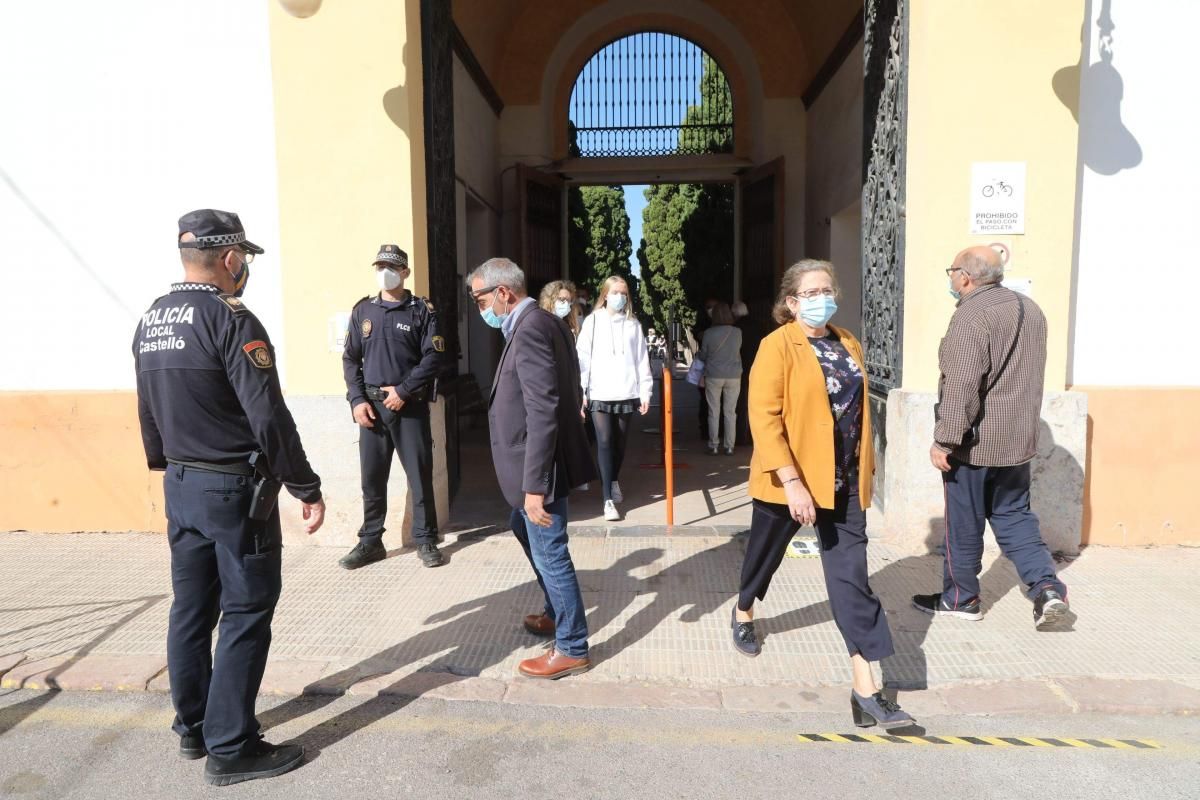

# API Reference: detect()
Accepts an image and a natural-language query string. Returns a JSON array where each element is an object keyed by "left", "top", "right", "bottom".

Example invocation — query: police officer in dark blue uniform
[
  {"left": 133, "top": 209, "right": 325, "bottom": 787},
  {"left": 341, "top": 245, "right": 445, "bottom": 569}
]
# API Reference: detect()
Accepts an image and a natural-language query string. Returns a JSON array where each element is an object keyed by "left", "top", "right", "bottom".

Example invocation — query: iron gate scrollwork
[{"left": 861, "top": 0, "right": 907, "bottom": 395}]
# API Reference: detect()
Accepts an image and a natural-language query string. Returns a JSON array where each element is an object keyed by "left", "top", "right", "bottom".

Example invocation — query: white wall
[
  {"left": 0, "top": 1, "right": 283, "bottom": 390},
  {"left": 804, "top": 41, "right": 864, "bottom": 264},
  {"left": 1071, "top": 0, "right": 1200, "bottom": 386}
]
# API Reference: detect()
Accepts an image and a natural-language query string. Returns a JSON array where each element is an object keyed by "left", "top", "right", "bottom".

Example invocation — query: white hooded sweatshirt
[{"left": 577, "top": 310, "right": 654, "bottom": 405}]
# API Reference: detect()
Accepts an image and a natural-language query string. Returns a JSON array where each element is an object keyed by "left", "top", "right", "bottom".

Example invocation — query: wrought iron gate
[{"left": 861, "top": 0, "right": 908, "bottom": 394}]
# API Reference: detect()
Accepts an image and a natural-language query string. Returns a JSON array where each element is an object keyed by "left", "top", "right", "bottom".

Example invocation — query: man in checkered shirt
[{"left": 912, "top": 245, "right": 1074, "bottom": 631}]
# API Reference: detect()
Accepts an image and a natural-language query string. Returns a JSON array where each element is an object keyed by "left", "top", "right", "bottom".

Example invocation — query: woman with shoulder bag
[
  {"left": 576, "top": 276, "right": 653, "bottom": 521},
  {"left": 696, "top": 302, "right": 742, "bottom": 455},
  {"left": 732, "top": 259, "right": 915, "bottom": 730}
]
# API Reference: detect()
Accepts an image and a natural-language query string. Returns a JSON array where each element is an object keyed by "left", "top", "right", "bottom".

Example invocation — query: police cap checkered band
[
  {"left": 177, "top": 209, "right": 264, "bottom": 254},
  {"left": 374, "top": 244, "right": 408, "bottom": 269}
]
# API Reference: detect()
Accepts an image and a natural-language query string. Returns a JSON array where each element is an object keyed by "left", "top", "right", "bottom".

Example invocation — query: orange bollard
[{"left": 663, "top": 361, "right": 674, "bottom": 527}]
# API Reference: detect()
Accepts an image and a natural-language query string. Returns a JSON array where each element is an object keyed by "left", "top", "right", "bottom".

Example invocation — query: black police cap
[
  {"left": 177, "top": 209, "right": 264, "bottom": 254},
  {"left": 373, "top": 244, "right": 408, "bottom": 269}
]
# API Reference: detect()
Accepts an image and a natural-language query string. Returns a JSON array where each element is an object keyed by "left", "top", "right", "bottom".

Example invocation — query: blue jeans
[
  {"left": 942, "top": 461, "right": 1067, "bottom": 605},
  {"left": 510, "top": 497, "right": 589, "bottom": 658}
]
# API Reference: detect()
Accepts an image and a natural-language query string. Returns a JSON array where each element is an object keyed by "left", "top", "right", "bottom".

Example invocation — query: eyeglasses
[
  {"left": 793, "top": 288, "right": 836, "bottom": 299},
  {"left": 227, "top": 250, "right": 254, "bottom": 265},
  {"left": 467, "top": 285, "right": 499, "bottom": 309},
  {"left": 945, "top": 267, "right": 962, "bottom": 276}
]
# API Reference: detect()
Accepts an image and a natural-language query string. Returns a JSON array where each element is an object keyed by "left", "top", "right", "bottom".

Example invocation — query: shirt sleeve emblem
[
  {"left": 362, "top": 319, "right": 373, "bottom": 338},
  {"left": 242, "top": 340, "right": 273, "bottom": 369},
  {"left": 432, "top": 335, "right": 445, "bottom": 352}
]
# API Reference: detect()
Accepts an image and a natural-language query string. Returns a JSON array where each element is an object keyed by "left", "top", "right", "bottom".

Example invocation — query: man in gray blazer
[{"left": 467, "top": 258, "right": 597, "bottom": 679}]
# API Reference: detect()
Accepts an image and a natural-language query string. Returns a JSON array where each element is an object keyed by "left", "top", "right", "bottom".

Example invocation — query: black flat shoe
[
  {"left": 204, "top": 740, "right": 304, "bottom": 787},
  {"left": 851, "top": 690, "right": 915, "bottom": 729},
  {"left": 730, "top": 606, "right": 761, "bottom": 657},
  {"left": 179, "top": 731, "right": 206, "bottom": 760}
]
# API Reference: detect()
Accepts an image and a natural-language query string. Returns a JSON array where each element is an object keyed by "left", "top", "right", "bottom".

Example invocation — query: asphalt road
[{"left": 1, "top": 689, "right": 1196, "bottom": 799}]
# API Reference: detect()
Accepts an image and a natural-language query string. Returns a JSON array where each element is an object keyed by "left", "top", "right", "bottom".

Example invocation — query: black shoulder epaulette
[
  {"left": 351, "top": 296, "right": 373, "bottom": 313},
  {"left": 213, "top": 293, "right": 250, "bottom": 315}
]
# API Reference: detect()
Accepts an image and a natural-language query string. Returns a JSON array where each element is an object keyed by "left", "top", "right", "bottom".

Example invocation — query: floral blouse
[{"left": 808, "top": 333, "right": 864, "bottom": 493}]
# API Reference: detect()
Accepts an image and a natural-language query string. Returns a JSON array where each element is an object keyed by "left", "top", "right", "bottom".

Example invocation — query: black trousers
[
  {"left": 358, "top": 401, "right": 438, "bottom": 545},
  {"left": 590, "top": 409, "right": 633, "bottom": 502},
  {"left": 164, "top": 464, "right": 282, "bottom": 758},
  {"left": 739, "top": 492, "right": 894, "bottom": 662}
]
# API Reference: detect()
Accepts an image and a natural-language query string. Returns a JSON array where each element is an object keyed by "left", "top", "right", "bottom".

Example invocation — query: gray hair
[
  {"left": 958, "top": 252, "right": 1004, "bottom": 285},
  {"left": 466, "top": 257, "right": 526, "bottom": 294},
  {"left": 731, "top": 300, "right": 748, "bottom": 318}
]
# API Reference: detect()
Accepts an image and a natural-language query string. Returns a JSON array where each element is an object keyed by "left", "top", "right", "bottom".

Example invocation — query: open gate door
[
  {"left": 739, "top": 158, "right": 785, "bottom": 322},
  {"left": 518, "top": 164, "right": 565, "bottom": 299}
]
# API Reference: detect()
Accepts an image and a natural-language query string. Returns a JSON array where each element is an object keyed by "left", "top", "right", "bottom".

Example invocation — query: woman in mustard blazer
[{"left": 732, "top": 259, "right": 915, "bottom": 730}]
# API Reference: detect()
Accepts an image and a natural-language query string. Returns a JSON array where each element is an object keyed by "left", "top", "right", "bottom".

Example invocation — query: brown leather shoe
[
  {"left": 523, "top": 613, "right": 554, "bottom": 637},
  {"left": 518, "top": 649, "right": 591, "bottom": 679}
]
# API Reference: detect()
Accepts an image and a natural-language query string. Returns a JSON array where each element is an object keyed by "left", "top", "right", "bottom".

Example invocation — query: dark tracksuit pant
[
  {"left": 941, "top": 460, "right": 1066, "bottom": 605},
  {"left": 739, "top": 489, "right": 894, "bottom": 662},
  {"left": 164, "top": 463, "right": 282, "bottom": 758},
  {"left": 358, "top": 400, "right": 438, "bottom": 545}
]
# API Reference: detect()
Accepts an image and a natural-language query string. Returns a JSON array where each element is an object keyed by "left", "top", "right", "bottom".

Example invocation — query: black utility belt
[{"left": 167, "top": 459, "right": 254, "bottom": 477}]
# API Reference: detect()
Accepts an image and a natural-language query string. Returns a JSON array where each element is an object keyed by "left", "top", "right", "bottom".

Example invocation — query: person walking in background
[
  {"left": 693, "top": 297, "right": 719, "bottom": 440},
  {"left": 735, "top": 259, "right": 914, "bottom": 730},
  {"left": 540, "top": 279, "right": 582, "bottom": 340},
  {"left": 577, "top": 275, "right": 653, "bottom": 521},
  {"left": 732, "top": 300, "right": 767, "bottom": 447},
  {"left": 697, "top": 302, "right": 742, "bottom": 456},
  {"left": 914, "top": 245, "right": 1074, "bottom": 631}
]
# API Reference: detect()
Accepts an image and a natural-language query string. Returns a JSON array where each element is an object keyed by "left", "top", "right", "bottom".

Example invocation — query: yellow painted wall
[
  {"left": 1078, "top": 387, "right": 1200, "bottom": 547},
  {"left": 268, "top": 0, "right": 428, "bottom": 394},
  {"left": 902, "top": 0, "right": 1084, "bottom": 392},
  {"left": 0, "top": 393, "right": 166, "bottom": 533}
]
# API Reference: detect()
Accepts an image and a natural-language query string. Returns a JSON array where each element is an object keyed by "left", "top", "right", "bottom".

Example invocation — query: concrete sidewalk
[{"left": 2, "top": 530, "right": 1198, "bottom": 718}]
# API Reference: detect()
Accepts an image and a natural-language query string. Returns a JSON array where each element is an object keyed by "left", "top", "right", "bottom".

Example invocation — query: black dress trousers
[{"left": 738, "top": 490, "right": 894, "bottom": 662}]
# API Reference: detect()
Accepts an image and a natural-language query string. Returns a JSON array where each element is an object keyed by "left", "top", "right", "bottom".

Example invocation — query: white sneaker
[
  {"left": 603, "top": 500, "right": 621, "bottom": 521},
  {"left": 580, "top": 483, "right": 590, "bottom": 491},
  {"left": 610, "top": 481, "right": 623, "bottom": 503}
]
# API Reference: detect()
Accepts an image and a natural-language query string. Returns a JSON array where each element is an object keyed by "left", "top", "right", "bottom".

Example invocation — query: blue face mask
[
  {"left": 798, "top": 295, "right": 837, "bottom": 327},
  {"left": 554, "top": 300, "right": 571, "bottom": 318},
  {"left": 608, "top": 292, "right": 628, "bottom": 312},
  {"left": 480, "top": 291, "right": 509, "bottom": 329},
  {"left": 948, "top": 277, "right": 961, "bottom": 301},
  {"left": 230, "top": 259, "right": 250, "bottom": 298}
]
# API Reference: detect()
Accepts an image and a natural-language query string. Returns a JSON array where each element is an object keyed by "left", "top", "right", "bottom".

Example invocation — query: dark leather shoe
[
  {"left": 523, "top": 613, "right": 554, "bottom": 637},
  {"left": 1033, "top": 588, "right": 1075, "bottom": 630},
  {"left": 731, "top": 606, "right": 760, "bottom": 657},
  {"left": 179, "top": 731, "right": 206, "bottom": 760},
  {"left": 204, "top": 740, "right": 304, "bottom": 787},
  {"left": 338, "top": 541, "right": 386, "bottom": 570},
  {"left": 518, "top": 649, "right": 591, "bottom": 679},
  {"left": 417, "top": 542, "right": 445, "bottom": 568},
  {"left": 851, "top": 690, "right": 915, "bottom": 729}
]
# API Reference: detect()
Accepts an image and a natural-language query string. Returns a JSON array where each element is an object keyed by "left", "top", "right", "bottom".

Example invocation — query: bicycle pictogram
[{"left": 981, "top": 180, "right": 1014, "bottom": 198}]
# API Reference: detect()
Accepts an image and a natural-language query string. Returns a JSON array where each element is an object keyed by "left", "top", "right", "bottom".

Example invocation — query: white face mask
[
  {"left": 376, "top": 268, "right": 403, "bottom": 291},
  {"left": 608, "top": 292, "right": 628, "bottom": 312},
  {"left": 554, "top": 300, "right": 572, "bottom": 318}
]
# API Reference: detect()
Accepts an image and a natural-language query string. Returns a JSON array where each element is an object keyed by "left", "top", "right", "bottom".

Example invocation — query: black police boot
[
  {"left": 179, "top": 731, "right": 206, "bottom": 760},
  {"left": 338, "top": 540, "right": 387, "bottom": 570},
  {"left": 417, "top": 542, "right": 445, "bottom": 568},
  {"left": 204, "top": 739, "right": 305, "bottom": 787}
]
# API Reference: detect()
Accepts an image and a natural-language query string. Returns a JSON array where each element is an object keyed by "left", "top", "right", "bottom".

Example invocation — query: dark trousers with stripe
[
  {"left": 739, "top": 491, "right": 894, "bottom": 662},
  {"left": 942, "top": 460, "right": 1066, "bottom": 604},
  {"left": 164, "top": 464, "right": 281, "bottom": 758},
  {"left": 358, "top": 401, "right": 438, "bottom": 545}
]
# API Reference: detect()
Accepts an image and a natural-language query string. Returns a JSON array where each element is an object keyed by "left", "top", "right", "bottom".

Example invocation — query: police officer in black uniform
[
  {"left": 341, "top": 244, "right": 445, "bottom": 569},
  {"left": 133, "top": 209, "right": 325, "bottom": 787}
]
